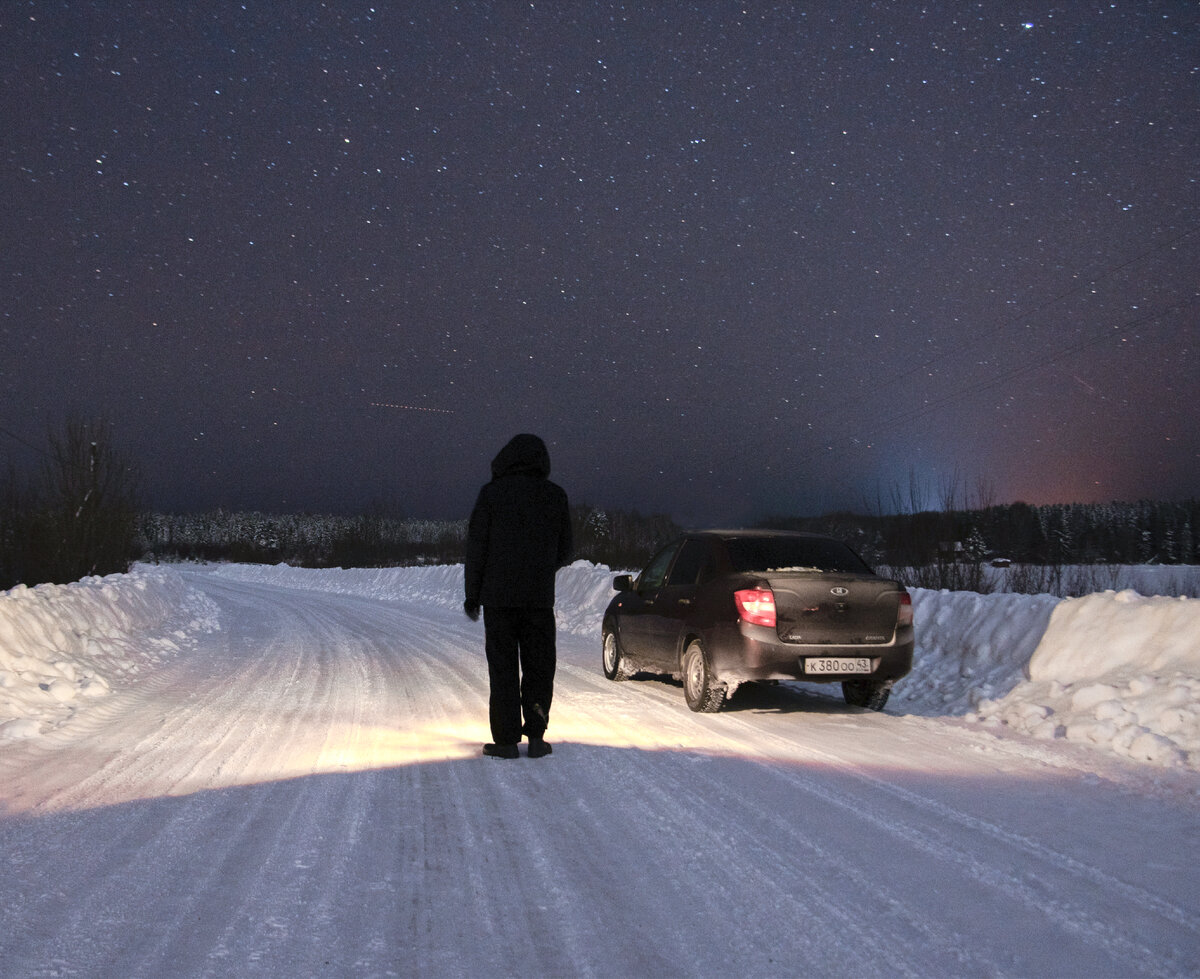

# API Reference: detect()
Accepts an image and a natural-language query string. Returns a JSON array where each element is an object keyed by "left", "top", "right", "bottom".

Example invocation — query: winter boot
[{"left": 483, "top": 743, "right": 519, "bottom": 759}]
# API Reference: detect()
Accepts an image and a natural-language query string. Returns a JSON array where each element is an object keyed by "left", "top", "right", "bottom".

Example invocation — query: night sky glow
[{"left": 3, "top": 2, "right": 1197, "bottom": 525}]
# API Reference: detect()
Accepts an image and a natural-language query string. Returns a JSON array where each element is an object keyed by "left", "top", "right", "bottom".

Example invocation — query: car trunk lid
[{"left": 766, "top": 574, "right": 903, "bottom": 645}]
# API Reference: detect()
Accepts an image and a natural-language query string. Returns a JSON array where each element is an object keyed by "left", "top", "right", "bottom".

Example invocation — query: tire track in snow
[
  {"left": 711, "top": 702, "right": 1199, "bottom": 943},
  {"left": 496, "top": 665, "right": 997, "bottom": 976},
  {"left": 212, "top": 583, "right": 1200, "bottom": 978},
  {"left": 0, "top": 582, "right": 394, "bottom": 976},
  {"left": 625, "top": 696, "right": 1188, "bottom": 976},
  {"left": 548, "top": 643, "right": 1196, "bottom": 977},
  {"left": 175, "top": 580, "right": 521, "bottom": 974}
]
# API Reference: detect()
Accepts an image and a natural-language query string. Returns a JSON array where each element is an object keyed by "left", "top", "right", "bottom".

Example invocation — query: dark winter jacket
[{"left": 464, "top": 434, "right": 573, "bottom": 609}]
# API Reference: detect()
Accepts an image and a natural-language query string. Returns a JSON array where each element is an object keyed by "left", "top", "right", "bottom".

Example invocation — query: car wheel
[
  {"left": 602, "top": 628, "right": 632, "bottom": 681},
  {"left": 842, "top": 679, "right": 891, "bottom": 711},
  {"left": 682, "top": 640, "right": 726, "bottom": 713}
]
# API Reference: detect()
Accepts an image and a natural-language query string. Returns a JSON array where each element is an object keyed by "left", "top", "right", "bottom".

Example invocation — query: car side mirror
[{"left": 613, "top": 574, "right": 633, "bottom": 592}]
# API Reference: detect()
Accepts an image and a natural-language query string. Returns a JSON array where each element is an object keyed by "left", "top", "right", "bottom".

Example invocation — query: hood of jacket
[{"left": 491, "top": 433, "right": 551, "bottom": 480}]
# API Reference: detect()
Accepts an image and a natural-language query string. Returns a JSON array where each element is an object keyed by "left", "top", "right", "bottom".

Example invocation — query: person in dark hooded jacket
[{"left": 465, "top": 434, "right": 572, "bottom": 759}]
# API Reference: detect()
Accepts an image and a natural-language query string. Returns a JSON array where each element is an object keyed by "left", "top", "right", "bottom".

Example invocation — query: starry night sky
[{"left": 3, "top": 2, "right": 1197, "bottom": 526}]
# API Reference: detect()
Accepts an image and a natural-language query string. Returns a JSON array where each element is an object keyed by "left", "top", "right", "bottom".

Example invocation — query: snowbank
[
  {"left": 0, "top": 567, "right": 219, "bottom": 740},
  {"left": 973, "top": 590, "right": 1200, "bottom": 768},
  {"left": 7, "top": 560, "right": 1199, "bottom": 770},
  {"left": 876, "top": 584, "right": 1200, "bottom": 767},
  {"left": 889, "top": 588, "right": 1061, "bottom": 715}
]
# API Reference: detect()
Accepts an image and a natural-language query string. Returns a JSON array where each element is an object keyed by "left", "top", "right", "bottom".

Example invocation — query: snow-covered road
[{"left": 2, "top": 570, "right": 1198, "bottom": 977}]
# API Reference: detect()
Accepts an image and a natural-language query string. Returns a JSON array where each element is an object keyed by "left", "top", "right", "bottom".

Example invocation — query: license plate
[{"left": 804, "top": 656, "right": 872, "bottom": 675}]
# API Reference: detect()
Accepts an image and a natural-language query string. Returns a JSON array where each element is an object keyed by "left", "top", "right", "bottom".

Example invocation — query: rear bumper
[{"left": 707, "top": 622, "right": 914, "bottom": 685}]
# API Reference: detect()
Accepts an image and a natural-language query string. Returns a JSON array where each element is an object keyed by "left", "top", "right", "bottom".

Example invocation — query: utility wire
[
  {"left": 883, "top": 298, "right": 1197, "bottom": 432},
  {"left": 0, "top": 425, "right": 46, "bottom": 457}
]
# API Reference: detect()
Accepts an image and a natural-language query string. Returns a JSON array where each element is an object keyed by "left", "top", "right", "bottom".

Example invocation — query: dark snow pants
[{"left": 483, "top": 606, "right": 556, "bottom": 746}]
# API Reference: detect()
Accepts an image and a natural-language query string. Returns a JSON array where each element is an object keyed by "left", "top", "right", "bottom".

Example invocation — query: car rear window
[{"left": 724, "top": 537, "right": 871, "bottom": 574}]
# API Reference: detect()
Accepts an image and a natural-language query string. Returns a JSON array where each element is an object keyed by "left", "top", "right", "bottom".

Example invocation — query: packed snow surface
[
  {"left": 1, "top": 562, "right": 1198, "bottom": 977},
  {"left": 195, "top": 560, "right": 1200, "bottom": 769}
]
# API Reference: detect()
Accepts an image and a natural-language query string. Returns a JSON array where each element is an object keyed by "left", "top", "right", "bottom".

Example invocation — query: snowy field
[{"left": 1, "top": 561, "right": 1198, "bottom": 976}]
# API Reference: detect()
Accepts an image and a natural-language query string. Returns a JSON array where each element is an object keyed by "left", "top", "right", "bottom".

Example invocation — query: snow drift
[
  {"left": 3, "top": 561, "right": 1198, "bottom": 770},
  {"left": 0, "top": 567, "right": 219, "bottom": 740}
]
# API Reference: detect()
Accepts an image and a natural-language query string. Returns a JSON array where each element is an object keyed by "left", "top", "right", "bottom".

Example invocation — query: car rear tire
[
  {"left": 602, "top": 629, "right": 632, "bottom": 681},
  {"left": 842, "top": 679, "right": 891, "bottom": 711},
  {"left": 682, "top": 640, "right": 727, "bottom": 713}
]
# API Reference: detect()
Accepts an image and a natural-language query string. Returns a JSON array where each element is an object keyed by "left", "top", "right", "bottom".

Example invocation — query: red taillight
[
  {"left": 897, "top": 591, "right": 913, "bottom": 627},
  {"left": 735, "top": 588, "right": 776, "bottom": 628}
]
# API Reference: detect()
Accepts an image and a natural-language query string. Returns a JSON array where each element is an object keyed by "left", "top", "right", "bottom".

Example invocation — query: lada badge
[{"left": 830, "top": 586, "right": 849, "bottom": 596}]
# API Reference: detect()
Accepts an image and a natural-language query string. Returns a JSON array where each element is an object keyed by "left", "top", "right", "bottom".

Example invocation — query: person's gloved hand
[{"left": 463, "top": 601, "right": 480, "bottom": 622}]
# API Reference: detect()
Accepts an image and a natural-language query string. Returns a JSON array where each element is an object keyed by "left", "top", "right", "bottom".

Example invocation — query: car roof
[{"left": 684, "top": 529, "right": 841, "bottom": 541}]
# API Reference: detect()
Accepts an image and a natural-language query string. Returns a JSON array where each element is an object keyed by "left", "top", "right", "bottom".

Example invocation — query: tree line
[
  {"left": 2, "top": 419, "right": 1195, "bottom": 591},
  {"left": 137, "top": 510, "right": 469, "bottom": 569},
  {"left": 0, "top": 420, "right": 684, "bottom": 588},
  {"left": 136, "top": 504, "right": 682, "bottom": 573},
  {"left": 763, "top": 499, "right": 1198, "bottom": 568}
]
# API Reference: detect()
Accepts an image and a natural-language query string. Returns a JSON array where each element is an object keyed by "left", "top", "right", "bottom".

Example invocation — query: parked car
[{"left": 601, "top": 530, "right": 914, "bottom": 712}]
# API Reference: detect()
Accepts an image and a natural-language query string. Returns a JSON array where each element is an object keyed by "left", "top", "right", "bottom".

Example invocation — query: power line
[
  {"left": 883, "top": 298, "right": 1197, "bottom": 432},
  {"left": 0, "top": 425, "right": 46, "bottom": 458}
]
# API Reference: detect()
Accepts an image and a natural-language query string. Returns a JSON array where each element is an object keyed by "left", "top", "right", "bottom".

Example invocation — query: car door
[
  {"left": 614, "top": 539, "right": 681, "bottom": 661},
  {"left": 646, "top": 537, "right": 714, "bottom": 663}
]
